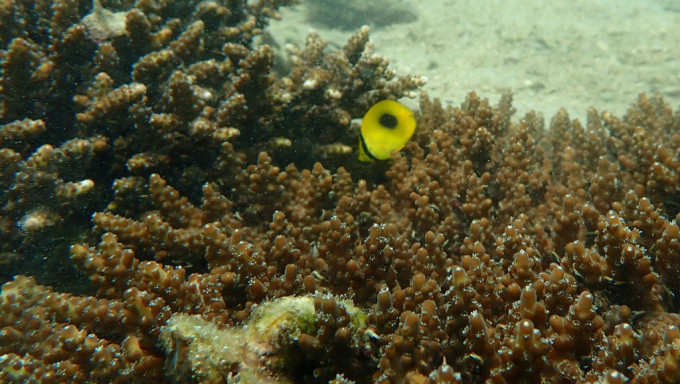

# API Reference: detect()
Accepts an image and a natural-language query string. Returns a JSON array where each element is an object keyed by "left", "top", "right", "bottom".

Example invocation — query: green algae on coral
[{"left": 160, "top": 295, "right": 367, "bottom": 383}]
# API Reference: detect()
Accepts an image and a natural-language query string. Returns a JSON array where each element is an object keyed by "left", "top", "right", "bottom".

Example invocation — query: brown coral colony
[{"left": 2, "top": 0, "right": 680, "bottom": 383}]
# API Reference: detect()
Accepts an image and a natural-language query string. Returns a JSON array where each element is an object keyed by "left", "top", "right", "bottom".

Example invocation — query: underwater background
[
  {"left": 270, "top": 0, "right": 680, "bottom": 121},
  {"left": 1, "top": 0, "right": 680, "bottom": 383}
]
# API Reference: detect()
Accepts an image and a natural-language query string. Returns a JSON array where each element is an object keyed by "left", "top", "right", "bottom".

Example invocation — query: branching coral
[
  {"left": 0, "top": 0, "right": 421, "bottom": 286},
  {"left": 3, "top": 89, "right": 680, "bottom": 383}
]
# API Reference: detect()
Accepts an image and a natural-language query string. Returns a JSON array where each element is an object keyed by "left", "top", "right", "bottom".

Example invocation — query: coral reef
[
  {"left": 0, "top": 0, "right": 423, "bottom": 285},
  {"left": 2, "top": 0, "right": 680, "bottom": 383}
]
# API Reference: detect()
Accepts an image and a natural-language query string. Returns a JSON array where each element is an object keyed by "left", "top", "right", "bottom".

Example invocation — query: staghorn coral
[
  {"left": 2, "top": 89, "right": 680, "bottom": 383},
  {"left": 0, "top": 0, "right": 421, "bottom": 285},
  {"left": 2, "top": 88, "right": 680, "bottom": 382}
]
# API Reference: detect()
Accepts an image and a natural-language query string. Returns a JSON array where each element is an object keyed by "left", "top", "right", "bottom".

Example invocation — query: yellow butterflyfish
[{"left": 358, "top": 100, "right": 416, "bottom": 161}]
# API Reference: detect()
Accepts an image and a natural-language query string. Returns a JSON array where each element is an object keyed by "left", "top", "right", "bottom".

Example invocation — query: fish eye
[{"left": 379, "top": 113, "right": 398, "bottom": 129}]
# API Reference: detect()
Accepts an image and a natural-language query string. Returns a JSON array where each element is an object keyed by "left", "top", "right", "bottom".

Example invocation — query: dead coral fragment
[
  {"left": 160, "top": 295, "right": 366, "bottom": 383},
  {"left": 81, "top": 0, "right": 130, "bottom": 42},
  {"left": 18, "top": 209, "right": 58, "bottom": 233}
]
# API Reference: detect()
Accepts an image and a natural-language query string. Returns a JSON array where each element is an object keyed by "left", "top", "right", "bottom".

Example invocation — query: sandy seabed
[{"left": 266, "top": 0, "right": 680, "bottom": 122}]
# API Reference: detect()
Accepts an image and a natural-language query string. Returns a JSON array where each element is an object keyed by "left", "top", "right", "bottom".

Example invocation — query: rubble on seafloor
[{"left": 2, "top": 0, "right": 680, "bottom": 383}]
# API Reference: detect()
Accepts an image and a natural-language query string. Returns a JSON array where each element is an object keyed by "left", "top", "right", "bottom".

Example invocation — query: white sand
[{"left": 265, "top": 0, "right": 680, "bottom": 122}]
